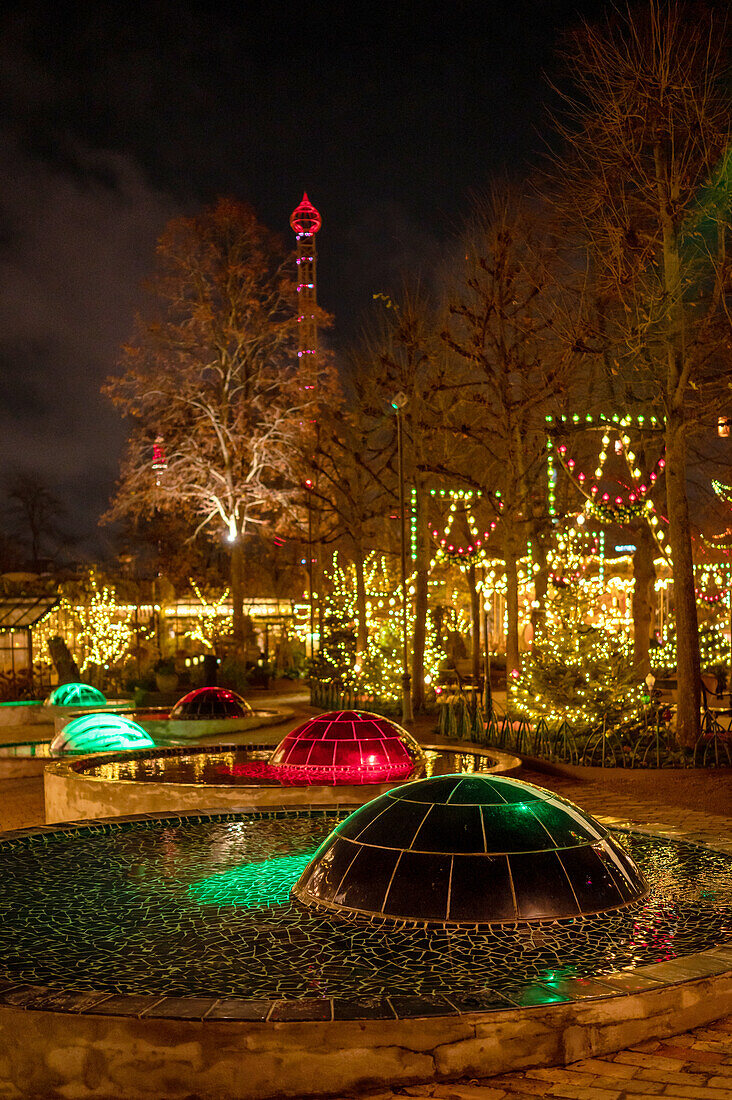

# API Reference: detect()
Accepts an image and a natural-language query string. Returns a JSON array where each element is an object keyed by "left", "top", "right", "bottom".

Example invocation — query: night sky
[{"left": 0, "top": 0, "right": 628, "bottom": 552}]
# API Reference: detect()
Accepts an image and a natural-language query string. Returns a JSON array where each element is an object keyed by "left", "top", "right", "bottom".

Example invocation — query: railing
[
  {"left": 309, "top": 677, "right": 732, "bottom": 768},
  {"left": 461, "top": 697, "right": 731, "bottom": 769},
  {"left": 309, "top": 678, "right": 397, "bottom": 718}
]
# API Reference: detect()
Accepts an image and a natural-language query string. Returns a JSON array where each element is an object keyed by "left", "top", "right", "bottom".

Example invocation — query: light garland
[
  {"left": 426, "top": 488, "right": 502, "bottom": 568},
  {"left": 546, "top": 424, "right": 671, "bottom": 559},
  {"left": 712, "top": 479, "right": 732, "bottom": 506}
]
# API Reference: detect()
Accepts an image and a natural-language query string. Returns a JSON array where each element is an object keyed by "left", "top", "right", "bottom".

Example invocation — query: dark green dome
[{"left": 293, "top": 773, "right": 648, "bottom": 925}]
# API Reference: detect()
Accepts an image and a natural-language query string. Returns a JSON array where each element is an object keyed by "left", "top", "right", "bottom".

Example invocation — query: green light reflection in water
[{"left": 187, "top": 851, "right": 316, "bottom": 909}]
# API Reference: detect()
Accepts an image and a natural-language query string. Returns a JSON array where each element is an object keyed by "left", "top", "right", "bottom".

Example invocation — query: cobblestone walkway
[
  {"left": 374, "top": 1019, "right": 732, "bottom": 1097},
  {"left": 351, "top": 766, "right": 732, "bottom": 1100}
]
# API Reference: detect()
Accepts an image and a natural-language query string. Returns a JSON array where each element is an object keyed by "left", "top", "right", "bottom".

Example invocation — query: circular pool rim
[
  {"left": 0, "top": 806, "right": 729, "bottom": 1019},
  {"left": 44, "top": 741, "right": 522, "bottom": 823}
]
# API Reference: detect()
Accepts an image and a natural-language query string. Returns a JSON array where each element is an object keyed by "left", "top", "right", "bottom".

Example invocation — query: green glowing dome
[
  {"left": 51, "top": 714, "right": 155, "bottom": 755},
  {"left": 45, "top": 683, "right": 107, "bottom": 708}
]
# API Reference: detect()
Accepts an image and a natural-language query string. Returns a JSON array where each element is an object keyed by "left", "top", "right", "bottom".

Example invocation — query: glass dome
[
  {"left": 45, "top": 683, "right": 106, "bottom": 708},
  {"left": 294, "top": 773, "right": 648, "bottom": 925},
  {"left": 51, "top": 714, "right": 155, "bottom": 755},
  {"left": 169, "top": 687, "right": 253, "bottom": 720},
  {"left": 269, "top": 710, "right": 425, "bottom": 784}
]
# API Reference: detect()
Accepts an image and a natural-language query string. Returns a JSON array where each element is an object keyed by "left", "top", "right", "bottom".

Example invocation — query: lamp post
[
  {"left": 391, "top": 392, "right": 413, "bottom": 723},
  {"left": 304, "top": 478, "right": 315, "bottom": 659}
]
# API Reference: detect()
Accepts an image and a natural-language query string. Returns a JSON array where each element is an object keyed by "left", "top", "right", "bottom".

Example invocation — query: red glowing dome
[
  {"left": 290, "top": 192, "right": 322, "bottom": 236},
  {"left": 269, "top": 710, "right": 425, "bottom": 784},
  {"left": 170, "top": 687, "right": 252, "bottom": 720}
]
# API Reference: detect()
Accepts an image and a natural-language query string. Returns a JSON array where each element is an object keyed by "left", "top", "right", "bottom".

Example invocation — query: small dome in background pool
[
  {"left": 45, "top": 683, "right": 106, "bottom": 708},
  {"left": 294, "top": 773, "right": 648, "bottom": 925},
  {"left": 169, "top": 687, "right": 253, "bottom": 720},
  {"left": 269, "top": 710, "right": 426, "bottom": 784},
  {"left": 51, "top": 714, "right": 155, "bottom": 755}
]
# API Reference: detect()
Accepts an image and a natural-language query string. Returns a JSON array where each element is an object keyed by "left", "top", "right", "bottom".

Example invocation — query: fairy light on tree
[
  {"left": 318, "top": 551, "right": 442, "bottom": 708},
  {"left": 35, "top": 570, "right": 138, "bottom": 683},
  {"left": 513, "top": 582, "right": 645, "bottom": 732},
  {"left": 185, "top": 580, "right": 232, "bottom": 653}
]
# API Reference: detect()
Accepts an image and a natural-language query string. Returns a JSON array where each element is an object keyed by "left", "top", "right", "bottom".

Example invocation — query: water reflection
[{"left": 76, "top": 746, "right": 500, "bottom": 787}]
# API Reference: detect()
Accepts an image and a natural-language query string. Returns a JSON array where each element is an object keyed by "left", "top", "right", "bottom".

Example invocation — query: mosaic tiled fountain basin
[
  {"left": 44, "top": 742, "right": 519, "bottom": 822},
  {"left": 0, "top": 806, "right": 730, "bottom": 1100}
]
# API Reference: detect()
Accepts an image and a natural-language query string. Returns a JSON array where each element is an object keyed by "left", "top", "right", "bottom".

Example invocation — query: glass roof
[{"left": 0, "top": 596, "right": 59, "bottom": 631}]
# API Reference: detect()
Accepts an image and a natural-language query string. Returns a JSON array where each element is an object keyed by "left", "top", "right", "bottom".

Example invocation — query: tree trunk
[
  {"left": 632, "top": 522, "right": 656, "bottom": 678},
  {"left": 230, "top": 538, "right": 245, "bottom": 645},
  {"left": 653, "top": 139, "right": 700, "bottom": 747},
  {"left": 411, "top": 486, "right": 429, "bottom": 713},
  {"left": 530, "top": 528, "right": 549, "bottom": 640},
  {"left": 504, "top": 532, "right": 521, "bottom": 692},
  {"left": 468, "top": 562, "right": 481, "bottom": 683},
  {"left": 353, "top": 537, "right": 368, "bottom": 663},
  {"left": 665, "top": 418, "right": 700, "bottom": 747},
  {"left": 47, "top": 636, "right": 80, "bottom": 684}
]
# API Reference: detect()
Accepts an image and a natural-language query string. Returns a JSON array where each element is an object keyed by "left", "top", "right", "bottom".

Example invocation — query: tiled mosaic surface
[
  {"left": 73, "top": 746, "right": 497, "bottom": 787},
  {"left": 0, "top": 810, "right": 729, "bottom": 1012}
]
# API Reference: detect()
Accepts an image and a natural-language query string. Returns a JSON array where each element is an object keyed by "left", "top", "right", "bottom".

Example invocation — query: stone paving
[{"left": 368, "top": 1023, "right": 732, "bottom": 1098}]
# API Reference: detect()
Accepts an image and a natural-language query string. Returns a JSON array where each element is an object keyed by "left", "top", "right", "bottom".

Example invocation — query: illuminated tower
[
  {"left": 152, "top": 435, "right": 167, "bottom": 486},
  {"left": 290, "top": 192, "right": 322, "bottom": 387}
]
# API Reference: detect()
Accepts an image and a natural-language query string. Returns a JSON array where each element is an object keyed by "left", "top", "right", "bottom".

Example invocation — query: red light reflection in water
[
  {"left": 214, "top": 759, "right": 415, "bottom": 787},
  {"left": 631, "top": 906, "right": 678, "bottom": 961}
]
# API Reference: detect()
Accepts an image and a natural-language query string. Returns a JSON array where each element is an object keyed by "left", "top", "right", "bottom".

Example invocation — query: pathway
[{"left": 349, "top": 761, "right": 732, "bottom": 1100}]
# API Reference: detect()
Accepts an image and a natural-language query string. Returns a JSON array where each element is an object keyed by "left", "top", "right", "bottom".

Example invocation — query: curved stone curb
[
  {"left": 0, "top": 968, "right": 729, "bottom": 1099},
  {"left": 43, "top": 744, "right": 520, "bottom": 823}
]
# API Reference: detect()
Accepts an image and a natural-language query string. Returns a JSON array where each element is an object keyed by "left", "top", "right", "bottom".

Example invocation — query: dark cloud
[
  {"left": 1, "top": 0, "right": 680, "bottom": 551},
  {"left": 0, "top": 124, "right": 175, "bottom": 546}
]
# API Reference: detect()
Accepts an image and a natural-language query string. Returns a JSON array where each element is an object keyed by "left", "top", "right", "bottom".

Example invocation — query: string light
[
  {"left": 512, "top": 583, "right": 645, "bottom": 731},
  {"left": 185, "top": 580, "right": 232, "bottom": 652},
  {"left": 317, "top": 550, "right": 442, "bottom": 705}
]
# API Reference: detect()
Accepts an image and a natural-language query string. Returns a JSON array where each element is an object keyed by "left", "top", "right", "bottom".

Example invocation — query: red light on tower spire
[
  {"left": 290, "top": 192, "right": 322, "bottom": 236},
  {"left": 291, "top": 192, "right": 321, "bottom": 387}
]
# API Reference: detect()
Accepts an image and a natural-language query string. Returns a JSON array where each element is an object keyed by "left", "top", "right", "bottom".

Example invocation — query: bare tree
[
  {"left": 369, "top": 289, "right": 453, "bottom": 713},
  {"left": 550, "top": 1, "right": 732, "bottom": 744},
  {"left": 442, "top": 185, "right": 573, "bottom": 692},
  {"left": 5, "top": 471, "right": 69, "bottom": 568},
  {"left": 306, "top": 399, "right": 392, "bottom": 661},
  {"left": 104, "top": 198, "right": 335, "bottom": 643}
]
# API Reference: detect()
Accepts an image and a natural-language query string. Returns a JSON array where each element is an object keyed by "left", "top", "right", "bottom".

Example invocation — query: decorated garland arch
[{"left": 546, "top": 413, "right": 670, "bottom": 559}]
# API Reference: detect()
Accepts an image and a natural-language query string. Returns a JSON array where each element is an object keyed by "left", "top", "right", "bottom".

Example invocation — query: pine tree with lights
[
  {"left": 315, "top": 554, "right": 358, "bottom": 684},
  {"left": 512, "top": 582, "right": 645, "bottom": 734}
]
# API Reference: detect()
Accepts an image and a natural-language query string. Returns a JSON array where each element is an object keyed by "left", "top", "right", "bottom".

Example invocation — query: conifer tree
[{"left": 513, "top": 583, "right": 644, "bottom": 734}]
